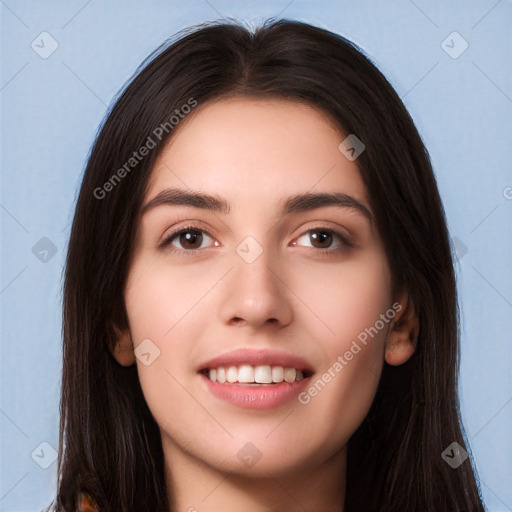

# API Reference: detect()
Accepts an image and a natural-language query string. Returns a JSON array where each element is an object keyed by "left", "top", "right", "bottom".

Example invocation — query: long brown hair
[{"left": 51, "top": 19, "right": 485, "bottom": 511}]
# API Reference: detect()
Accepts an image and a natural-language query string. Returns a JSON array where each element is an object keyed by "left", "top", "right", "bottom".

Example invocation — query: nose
[{"left": 218, "top": 246, "right": 294, "bottom": 331}]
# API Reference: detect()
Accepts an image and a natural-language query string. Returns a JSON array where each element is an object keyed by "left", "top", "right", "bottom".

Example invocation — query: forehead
[{"left": 146, "top": 97, "right": 367, "bottom": 205}]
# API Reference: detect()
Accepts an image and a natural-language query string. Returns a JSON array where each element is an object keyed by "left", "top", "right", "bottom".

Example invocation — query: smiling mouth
[{"left": 199, "top": 364, "right": 312, "bottom": 385}]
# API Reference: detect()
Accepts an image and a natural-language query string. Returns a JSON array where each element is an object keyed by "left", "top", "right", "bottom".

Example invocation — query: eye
[
  {"left": 161, "top": 227, "right": 219, "bottom": 251},
  {"left": 292, "top": 228, "right": 352, "bottom": 252}
]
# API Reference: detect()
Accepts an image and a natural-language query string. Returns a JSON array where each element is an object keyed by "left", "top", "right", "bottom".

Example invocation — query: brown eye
[
  {"left": 293, "top": 227, "right": 352, "bottom": 253},
  {"left": 309, "top": 229, "right": 333, "bottom": 248},
  {"left": 162, "top": 227, "right": 217, "bottom": 251},
  {"left": 178, "top": 229, "right": 203, "bottom": 249}
]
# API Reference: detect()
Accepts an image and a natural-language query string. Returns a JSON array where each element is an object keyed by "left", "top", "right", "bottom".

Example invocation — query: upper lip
[{"left": 199, "top": 348, "right": 314, "bottom": 374}]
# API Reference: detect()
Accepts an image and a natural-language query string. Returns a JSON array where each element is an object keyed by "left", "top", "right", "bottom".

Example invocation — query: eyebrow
[{"left": 141, "top": 187, "right": 373, "bottom": 223}]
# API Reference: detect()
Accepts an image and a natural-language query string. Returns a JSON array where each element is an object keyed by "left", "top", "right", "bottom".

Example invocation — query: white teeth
[
  {"left": 271, "top": 366, "right": 284, "bottom": 383},
  {"left": 217, "top": 367, "right": 226, "bottom": 383},
  {"left": 284, "top": 367, "right": 297, "bottom": 383},
  {"left": 238, "top": 365, "right": 255, "bottom": 383},
  {"left": 254, "top": 365, "right": 272, "bottom": 383},
  {"left": 205, "top": 364, "right": 306, "bottom": 384},
  {"left": 226, "top": 366, "right": 238, "bottom": 383}
]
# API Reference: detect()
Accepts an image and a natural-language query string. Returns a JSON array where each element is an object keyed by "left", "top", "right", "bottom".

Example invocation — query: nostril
[{"left": 229, "top": 317, "right": 279, "bottom": 327}]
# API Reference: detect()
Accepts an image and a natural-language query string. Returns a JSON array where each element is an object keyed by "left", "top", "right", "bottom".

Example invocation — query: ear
[
  {"left": 384, "top": 291, "right": 419, "bottom": 366},
  {"left": 110, "top": 323, "right": 136, "bottom": 367}
]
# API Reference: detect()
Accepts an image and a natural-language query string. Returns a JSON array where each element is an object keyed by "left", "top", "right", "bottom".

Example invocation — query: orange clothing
[{"left": 76, "top": 491, "right": 98, "bottom": 511}]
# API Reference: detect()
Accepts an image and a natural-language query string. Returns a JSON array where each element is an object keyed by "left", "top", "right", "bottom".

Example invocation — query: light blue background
[{"left": 1, "top": 1, "right": 511, "bottom": 511}]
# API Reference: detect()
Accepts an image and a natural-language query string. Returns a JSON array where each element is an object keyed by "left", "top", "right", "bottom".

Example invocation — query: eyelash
[{"left": 160, "top": 224, "right": 353, "bottom": 257}]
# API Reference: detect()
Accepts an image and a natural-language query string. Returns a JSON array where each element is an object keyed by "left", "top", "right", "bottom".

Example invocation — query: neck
[{"left": 162, "top": 436, "right": 346, "bottom": 512}]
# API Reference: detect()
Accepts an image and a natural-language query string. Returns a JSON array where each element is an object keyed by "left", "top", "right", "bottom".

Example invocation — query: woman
[{"left": 50, "top": 19, "right": 485, "bottom": 512}]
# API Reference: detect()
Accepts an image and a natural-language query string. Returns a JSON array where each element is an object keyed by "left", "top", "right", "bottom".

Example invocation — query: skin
[{"left": 114, "top": 98, "right": 418, "bottom": 512}]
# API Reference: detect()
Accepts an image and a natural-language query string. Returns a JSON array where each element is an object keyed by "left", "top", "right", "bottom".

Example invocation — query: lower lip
[{"left": 200, "top": 373, "right": 310, "bottom": 410}]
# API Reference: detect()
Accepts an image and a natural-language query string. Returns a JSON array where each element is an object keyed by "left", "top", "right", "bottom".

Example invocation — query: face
[{"left": 121, "top": 98, "right": 411, "bottom": 480}]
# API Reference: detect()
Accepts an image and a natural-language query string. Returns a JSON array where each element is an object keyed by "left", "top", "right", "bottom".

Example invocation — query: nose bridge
[{"left": 219, "top": 236, "right": 293, "bottom": 327}]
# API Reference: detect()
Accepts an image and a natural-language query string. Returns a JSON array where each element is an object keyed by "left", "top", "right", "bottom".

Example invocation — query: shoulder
[{"left": 76, "top": 491, "right": 99, "bottom": 512}]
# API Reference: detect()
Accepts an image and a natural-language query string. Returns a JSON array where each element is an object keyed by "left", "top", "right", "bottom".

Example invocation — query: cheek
[
  {"left": 123, "top": 260, "right": 188, "bottom": 386},
  {"left": 123, "top": 257, "right": 221, "bottom": 428},
  {"left": 124, "top": 258, "right": 215, "bottom": 343},
  {"left": 289, "top": 250, "right": 392, "bottom": 446},
  {"left": 290, "top": 249, "right": 393, "bottom": 349}
]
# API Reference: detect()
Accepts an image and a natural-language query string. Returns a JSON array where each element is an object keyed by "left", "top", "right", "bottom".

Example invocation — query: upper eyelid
[
  {"left": 156, "top": 207, "right": 363, "bottom": 235},
  {"left": 295, "top": 228, "right": 349, "bottom": 240},
  {"left": 160, "top": 219, "right": 216, "bottom": 241},
  {"left": 163, "top": 216, "right": 353, "bottom": 235}
]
